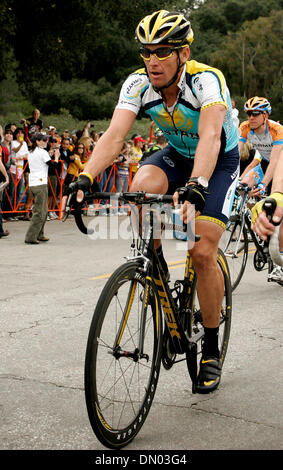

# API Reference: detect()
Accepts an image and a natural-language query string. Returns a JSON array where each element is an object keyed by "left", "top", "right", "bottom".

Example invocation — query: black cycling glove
[
  {"left": 176, "top": 184, "right": 208, "bottom": 213},
  {"left": 68, "top": 173, "right": 93, "bottom": 195}
]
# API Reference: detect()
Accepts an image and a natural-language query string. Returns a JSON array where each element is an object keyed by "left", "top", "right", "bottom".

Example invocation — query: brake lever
[
  {"left": 261, "top": 198, "right": 277, "bottom": 252},
  {"left": 263, "top": 198, "right": 277, "bottom": 223}
]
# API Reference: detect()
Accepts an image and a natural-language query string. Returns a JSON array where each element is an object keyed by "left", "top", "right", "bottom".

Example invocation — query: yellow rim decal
[{"left": 96, "top": 406, "right": 112, "bottom": 430}]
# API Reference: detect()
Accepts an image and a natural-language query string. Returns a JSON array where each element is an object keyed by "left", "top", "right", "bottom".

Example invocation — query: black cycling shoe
[{"left": 195, "top": 356, "right": 222, "bottom": 394}]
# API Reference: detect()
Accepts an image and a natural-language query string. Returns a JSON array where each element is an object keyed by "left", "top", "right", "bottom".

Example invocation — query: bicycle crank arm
[{"left": 186, "top": 341, "right": 198, "bottom": 394}]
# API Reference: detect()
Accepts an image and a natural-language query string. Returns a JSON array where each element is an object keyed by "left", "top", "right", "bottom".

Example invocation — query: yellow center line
[
  {"left": 91, "top": 259, "right": 186, "bottom": 280},
  {"left": 91, "top": 246, "right": 257, "bottom": 280}
]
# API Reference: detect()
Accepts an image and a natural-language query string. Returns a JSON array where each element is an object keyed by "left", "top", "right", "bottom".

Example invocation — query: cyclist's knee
[
  {"left": 190, "top": 245, "right": 216, "bottom": 273},
  {"left": 189, "top": 229, "right": 220, "bottom": 272},
  {"left": 130, "top": 165, "right": 168, "bottom": 193}
]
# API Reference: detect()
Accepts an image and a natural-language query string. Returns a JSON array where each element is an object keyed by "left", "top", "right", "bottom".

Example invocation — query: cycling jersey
[
  {"left": 239, "top": 120, "right": 283, "bottom": 162},
  {"left": 139, "top": 144, "right": 239, "bottom": 227},
  {"left": 116, "top": 60, "right": 239, "bottom": 159}
]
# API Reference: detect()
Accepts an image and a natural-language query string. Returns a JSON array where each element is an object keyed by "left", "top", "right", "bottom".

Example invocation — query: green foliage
[
  {"left": 0, "top": 77, "right": 32, "bottom": 118},
  {"left": 29, "top": 77, "right": 121, "bottom": 120},
  {"left": 209, "top": 10, "right": 283, "bottom": 119},
  {"left": 0, "top": 0, "right": 16, "bottom": 81},
  {"left": 0, "top": 0, "right": 282, "bottom": 122}
]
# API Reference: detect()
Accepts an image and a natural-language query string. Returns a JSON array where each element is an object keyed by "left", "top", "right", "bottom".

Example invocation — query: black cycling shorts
[{"left": 139, "top": 144, "right": 239, "bottom": 228}]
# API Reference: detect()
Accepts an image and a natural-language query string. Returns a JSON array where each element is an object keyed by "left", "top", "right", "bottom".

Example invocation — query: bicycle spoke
[{"left": 117, "top": 360, "right": 139, "bottom": 427}]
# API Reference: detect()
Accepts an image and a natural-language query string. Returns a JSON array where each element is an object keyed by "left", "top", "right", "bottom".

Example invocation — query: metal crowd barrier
[{"left": 1, "top": 160, "right": 136, "bottom": 218}]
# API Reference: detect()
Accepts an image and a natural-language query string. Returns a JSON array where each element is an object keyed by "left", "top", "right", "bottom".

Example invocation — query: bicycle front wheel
[
  {"left": 220, "top": 217, "right": 249, "bottom": 291},
  {"left": 84, "top": 261, "right": 162, "bottom": 449}
]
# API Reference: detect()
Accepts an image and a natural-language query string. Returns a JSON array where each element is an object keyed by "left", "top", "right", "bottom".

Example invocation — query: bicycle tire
[
  {"left": 188, "top": 249, "right": 232, "bottom": 366},
  {"left": 84, "top": 261, "right": 163, "bottom": 449},
  {"left": 220, "top": 217, "right": 249, "bottom": 291}
]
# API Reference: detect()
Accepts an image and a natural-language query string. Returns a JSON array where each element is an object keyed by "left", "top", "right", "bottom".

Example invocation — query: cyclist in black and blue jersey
[{"left": 69, "top": 10, "right": 239, "bottom": 394}]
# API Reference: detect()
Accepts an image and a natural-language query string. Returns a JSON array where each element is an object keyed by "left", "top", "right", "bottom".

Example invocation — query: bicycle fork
[{"left": 112, "top": 277, "right": 151, "bottom": 362}]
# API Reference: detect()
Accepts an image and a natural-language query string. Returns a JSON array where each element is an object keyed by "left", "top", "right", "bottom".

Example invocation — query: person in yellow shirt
[
  {"left": 130, "top": 136, "right": 147, "bottom": 177},
  {"left": 60, "top": 143, "right": 86, "bottom": 218}
]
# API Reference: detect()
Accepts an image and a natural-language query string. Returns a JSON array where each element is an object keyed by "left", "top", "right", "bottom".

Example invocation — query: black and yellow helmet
[{"left": 136, "top": 10, "right": 194, "bottom": 46}]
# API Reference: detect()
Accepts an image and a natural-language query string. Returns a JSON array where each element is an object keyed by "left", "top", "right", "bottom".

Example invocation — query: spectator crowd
[
  {"left": 1, "top": 97, "right": 282, "bottom": 245},
  {"left": 0, "top": 109, "right": 166, "bottom": 239}
]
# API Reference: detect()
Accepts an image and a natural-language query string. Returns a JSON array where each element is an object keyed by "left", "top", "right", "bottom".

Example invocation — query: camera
[{"left": 90, "top": 123, "right": 94, "bottom": 128}]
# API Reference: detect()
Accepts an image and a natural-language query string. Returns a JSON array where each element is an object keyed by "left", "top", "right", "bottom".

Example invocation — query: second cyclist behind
[{"left": 239, "top": 96, "right": 283, "bottom": 283}]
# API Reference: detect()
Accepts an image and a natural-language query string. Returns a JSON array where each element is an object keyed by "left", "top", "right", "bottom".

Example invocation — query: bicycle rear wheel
[
  {"left": 220, "top": 217, "right": 249, "bottom": 291},
  {"left": 84, "top": 261, "right": 162, "bottom": 449}
]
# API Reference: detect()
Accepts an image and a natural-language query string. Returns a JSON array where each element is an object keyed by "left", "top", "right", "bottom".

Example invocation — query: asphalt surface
[{"left": 1, "top": 214, "right": 282, "bottom": 455}]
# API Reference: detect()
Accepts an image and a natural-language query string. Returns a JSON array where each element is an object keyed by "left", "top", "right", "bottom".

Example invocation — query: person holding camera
[{"left": 25, "top": 133, "right": 59, "bottom": 244}]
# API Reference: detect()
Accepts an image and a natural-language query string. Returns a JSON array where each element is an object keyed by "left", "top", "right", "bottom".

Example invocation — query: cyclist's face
[
  {"left": 247, "top": 112, "right": 266, "bottom": 130},
  {"left": 143, "top": 45, "right": 189, "bottom": 89}
]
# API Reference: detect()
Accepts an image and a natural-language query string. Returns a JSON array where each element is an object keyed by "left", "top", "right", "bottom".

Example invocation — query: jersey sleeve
[
  {"left": 239, "top": 121, "right": 249, "bottom": 142},
  {"left": 269, "top": 121, "right": 283, "bottom": 145},
  {"left": 116, "top": 70, "right": 148, "bottom": 115},
  {"left": 191, "top": 69, "right": 228, "bottom": 110},
  {"left": 42, "top": 149, "right": 51, "bottom": 163}
]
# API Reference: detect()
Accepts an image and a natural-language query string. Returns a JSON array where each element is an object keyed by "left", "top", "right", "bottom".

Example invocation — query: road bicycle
[
  {"left": 65, "top": 190, "right": 232, "bottom": 449},
  {"left": 219, "top": 183, "right": 276, "bottom": 291}
]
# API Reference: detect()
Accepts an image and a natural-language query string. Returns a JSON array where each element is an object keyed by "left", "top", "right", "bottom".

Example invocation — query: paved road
[{"left": 1, "top": 215, "right": 282, "bottom": 452}]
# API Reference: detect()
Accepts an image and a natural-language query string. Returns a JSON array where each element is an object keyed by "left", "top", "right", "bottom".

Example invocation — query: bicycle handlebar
[
  {"left": 64, "top": 191, "right": 175, "bottom": 235},
  {"left": 64, "top": 191, "right": 200, "bottom": 241},
  {"left": 263, "top": 198, "right": 283, "bottom": 268}
]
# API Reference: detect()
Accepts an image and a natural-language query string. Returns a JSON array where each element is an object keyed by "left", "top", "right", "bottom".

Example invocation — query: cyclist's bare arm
[
  {"left": 251, "top": 148, "right": 283, "bottom": 240},
  {"left": 261, "top": 144, "right": 283, "bottom": 188},
  {"left": 83, "top": 108, "right": 136, "bottom": 179},
  {"left": 192, "top": 104, "right": 226, "bottom": 179},
  {"left": 272, "top": 148, "right": 283, "bottom": 195},
  {"left": 174, "top": 104, "right": 226, "bottom": 222},
  {"left": 70, "top": 109, "right": 136, "bottom": 204}
]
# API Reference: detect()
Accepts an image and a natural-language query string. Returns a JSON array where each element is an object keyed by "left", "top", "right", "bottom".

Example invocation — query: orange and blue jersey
[{"left": 239, "top": 120, "right": 283, "bottom": 162}]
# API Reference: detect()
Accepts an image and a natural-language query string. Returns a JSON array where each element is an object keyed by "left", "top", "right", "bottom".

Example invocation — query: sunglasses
[
  {"left": 247, "top": 111, "right": 262, "bottom": 117},
  {"left": 139, "top": 46, "right": 183, "bottom": 61}
]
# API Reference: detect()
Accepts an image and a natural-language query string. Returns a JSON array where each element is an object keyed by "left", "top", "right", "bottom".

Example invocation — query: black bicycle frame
[{"left": 141, "top": 207, "right": 195, "bottom": 355}]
